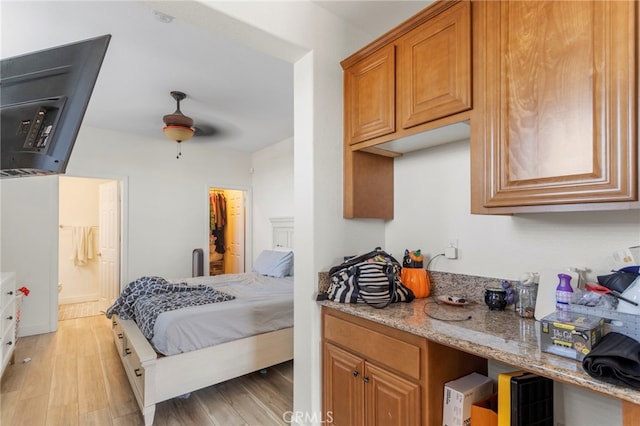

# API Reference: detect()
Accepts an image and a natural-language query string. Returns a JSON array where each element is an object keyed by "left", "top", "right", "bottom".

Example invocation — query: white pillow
[{"left": 253, "top": 250, "right": 294, "bottom": 278}]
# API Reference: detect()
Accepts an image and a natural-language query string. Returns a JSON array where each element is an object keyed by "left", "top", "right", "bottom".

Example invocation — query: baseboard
[{"left": 59, "top": 294, "right": 99, "bottom": 305}]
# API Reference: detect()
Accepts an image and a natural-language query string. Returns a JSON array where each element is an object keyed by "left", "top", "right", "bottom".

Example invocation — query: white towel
[{"left": 71, "top": 226, "right": 95, "bottom": 266}]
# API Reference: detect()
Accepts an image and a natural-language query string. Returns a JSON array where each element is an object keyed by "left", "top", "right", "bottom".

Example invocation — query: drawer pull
[
  {"left": 352, "top": 370, "right": 359, "bottom": 377},
  {"left": 6, "top": 316, "right": 13, "bottom": 321},
  {"left": 363, "top": 377, "right": 369, "bottom": 384},
  {"left": 118, "top": 333, "right": 123, "bottom": 339},
  {"left": 112, "top": 320, "right": 117, "bottom": 328},
  {"left": 135, "top": 368, "right": 142, "bottom": 377},
  {"left": 125, "top": 348, "right": 132, "bottom": 355}
]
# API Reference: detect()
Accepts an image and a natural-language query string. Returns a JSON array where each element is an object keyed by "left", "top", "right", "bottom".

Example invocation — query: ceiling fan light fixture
[
  {"left": 162, "top": 91, "right": 195, "bottom": 143},
  {"left": 162, "top": 125, "right": 194, "bottom": 142}
]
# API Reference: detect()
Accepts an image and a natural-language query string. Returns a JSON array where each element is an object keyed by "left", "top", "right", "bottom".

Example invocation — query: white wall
[
  {"left": 58, "top": 176, "right": 111, "bottom": 304},
  {"left": 389, "top": 139, "right": 638, "bottom": 424},
  {"left": 388, "top": 139, "right": 639, "bottom": 287},
  {"left": 68, "top": 126, "right": 255, "bottom": 281},
  {"left": 1, "top": 176, "right": 59, "bottom": 336},
  {"left": 251, "top": 137, "right": 294, "bottom": 258}
]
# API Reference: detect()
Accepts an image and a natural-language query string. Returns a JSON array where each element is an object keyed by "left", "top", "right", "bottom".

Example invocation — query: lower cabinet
[
  {"left": 325, "top": 343, "right": 420, "bottom": 425},
  {"left": 322, "top": 307, "right": 487, "bottom": 425}
]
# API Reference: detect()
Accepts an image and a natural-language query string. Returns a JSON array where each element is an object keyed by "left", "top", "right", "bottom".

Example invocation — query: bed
[{"left": 108, "top": 218, "right": 294, "bottom": 426}]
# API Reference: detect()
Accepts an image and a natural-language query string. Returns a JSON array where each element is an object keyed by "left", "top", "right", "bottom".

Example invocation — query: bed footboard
[{"left": 111, "top": 315, "right": 293, "bottom": 426}]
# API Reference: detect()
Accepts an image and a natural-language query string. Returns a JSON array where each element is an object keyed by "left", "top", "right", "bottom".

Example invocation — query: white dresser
[{"left": 0, "top": 272, "right": 17, "bottom": 376}]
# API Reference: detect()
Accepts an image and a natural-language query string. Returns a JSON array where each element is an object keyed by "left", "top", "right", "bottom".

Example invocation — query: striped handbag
[{"left": 324, "top": 248, "right": 414, "bottom": 309}]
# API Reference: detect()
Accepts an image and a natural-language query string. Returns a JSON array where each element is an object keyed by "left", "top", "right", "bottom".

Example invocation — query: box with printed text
[
  {"left": 443, "top": 372, "right": 494, "bottom": 426},
  {"left": 539, "top": 311, "right": 604, "bottom": 361}
]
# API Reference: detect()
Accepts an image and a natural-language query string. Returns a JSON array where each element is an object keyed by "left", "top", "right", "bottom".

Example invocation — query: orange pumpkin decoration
[{"left": 401, "top": 249, "right": 431, "bottom": 298}]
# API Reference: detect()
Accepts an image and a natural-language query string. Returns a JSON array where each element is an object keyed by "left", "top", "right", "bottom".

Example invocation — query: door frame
[
  {"left": 204, "top": 184, "right": 252, "bottom": 275},
  {"left": 54, "top": 174, "right": 128, "bottom": 322}
]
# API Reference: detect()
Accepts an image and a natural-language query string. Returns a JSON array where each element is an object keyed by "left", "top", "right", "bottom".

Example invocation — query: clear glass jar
[{"left": 515, "top": 281, "right": 538, "bottom": 318}]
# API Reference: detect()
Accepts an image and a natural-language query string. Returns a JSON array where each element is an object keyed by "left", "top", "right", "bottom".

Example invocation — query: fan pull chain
[{"left": 176, "top": 142, "right": 182, "bottom": 159}]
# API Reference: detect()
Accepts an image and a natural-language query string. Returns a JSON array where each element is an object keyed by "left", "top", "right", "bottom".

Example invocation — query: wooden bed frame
[{"left": 111, "top": 217, "right": 294, "bottom": 425}]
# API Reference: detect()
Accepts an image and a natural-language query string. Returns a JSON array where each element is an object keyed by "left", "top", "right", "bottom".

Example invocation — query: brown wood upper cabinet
[
  {"left": 471, "top": 0, "right": 639, "bottom": 214},
  {"left": 398, "top": 1, "right": 471, "bottom": 130},
  {"left": 342, "top": 0, "right": 472, "bottom": 218},
  {"left": 343, "top": 0, "right": 471, "bottom": 148},
  {"left": 344, "top": 44, "right": 396, "bottom": 145}
]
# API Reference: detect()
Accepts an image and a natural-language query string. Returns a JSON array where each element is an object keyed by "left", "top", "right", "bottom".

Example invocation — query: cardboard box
[
  {"left": 443, "top": 372, "right": 494, "bottom": 426},
  {"left": 471, "top": 393, "right": 498, "bottom": 426},
  {"left": 539, "top": 311, "right": 604, "bottom": 361}
]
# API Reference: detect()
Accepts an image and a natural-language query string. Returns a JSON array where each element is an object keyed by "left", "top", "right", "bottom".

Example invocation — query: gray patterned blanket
[{"left": 105, "top": 276, "right": 235, "bottom": 340}]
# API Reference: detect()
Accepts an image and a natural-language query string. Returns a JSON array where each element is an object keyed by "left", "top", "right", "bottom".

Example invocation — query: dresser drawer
[
  {"left": 324, "top": 312, "right": 421, "bottom": 380},
  {"left": 1, "top": 298, "right": 16, "bottom": 338},
  {"left": 0, "top": 280, "right": 15, "bottom": 312},
  {"left": 1, "top": 324, "right": 15, "bottom": 367}
]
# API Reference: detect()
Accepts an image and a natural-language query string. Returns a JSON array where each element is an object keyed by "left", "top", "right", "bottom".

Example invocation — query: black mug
[{"left": 485, "top": 287, "right": 507, "bottom": 311}]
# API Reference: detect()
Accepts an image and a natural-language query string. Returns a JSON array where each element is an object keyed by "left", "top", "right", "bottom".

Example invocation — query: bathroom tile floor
[{"left": 58, "top": 300, "right": 104, "bottom": 321}]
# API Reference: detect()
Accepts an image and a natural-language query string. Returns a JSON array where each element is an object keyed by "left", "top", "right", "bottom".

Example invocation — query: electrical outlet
[{"left": 445, "top": 246, "right": 458, "bottom": 259}]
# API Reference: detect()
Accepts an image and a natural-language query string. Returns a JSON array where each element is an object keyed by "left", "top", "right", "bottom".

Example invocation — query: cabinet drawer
[
  {"left": 324, "top": 313, "right": 420, "bottom": 380},
  {"left": 0, "top": 281, "right": 14, "bottom": 312},
  {"left": 1, "top": 299, "right": 16, "bottom": 339},
  {"left": 111, "top": 317, "right": 126, "bottom": 357},
  {"left": 1, "top": 324, "right": 15, "bottom": 367},
  {"left": 123, "top": 341, "right": 145, "bottom": 399}
]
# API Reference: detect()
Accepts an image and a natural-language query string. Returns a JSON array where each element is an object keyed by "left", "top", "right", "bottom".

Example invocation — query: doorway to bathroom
[{"left": 58, "top": 176, "right": 121, "bottom": 320}]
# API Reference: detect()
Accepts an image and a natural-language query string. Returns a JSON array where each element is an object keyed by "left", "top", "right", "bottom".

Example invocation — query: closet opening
[{"left": 209, "top": 188, "right": 246, "bottom": 275}]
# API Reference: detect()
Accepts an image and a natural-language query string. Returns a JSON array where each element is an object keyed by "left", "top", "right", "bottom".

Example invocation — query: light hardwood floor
[{"left": 1, "top": 315, "right": 293, "bottom": 426}]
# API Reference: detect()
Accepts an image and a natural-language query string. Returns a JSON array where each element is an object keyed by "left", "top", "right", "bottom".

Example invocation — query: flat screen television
[{"left": 1, "top": 34, "right": 111, "bottom": 178}]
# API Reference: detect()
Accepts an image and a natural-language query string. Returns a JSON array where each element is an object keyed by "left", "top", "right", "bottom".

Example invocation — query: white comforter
[{"left": 151, "top": 272, "right": 294, "bottom": 356}]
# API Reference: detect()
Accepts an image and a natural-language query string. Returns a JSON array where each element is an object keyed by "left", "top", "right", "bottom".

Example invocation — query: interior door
[
  {"left": 98, "top": 181, "right": 120, "bottom": 311},
  {"left": 224, "top": 190, "right": 245, "bottom": 273}
]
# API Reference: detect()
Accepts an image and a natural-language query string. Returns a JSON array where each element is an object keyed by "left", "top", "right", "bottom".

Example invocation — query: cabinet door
[
  {"left": 398, "top": 1, "right": 471, "bottom": 129},
  {"left": 324, "top": 343, "right": 365, "bottom": 426},
  {"left": 344, "top": 44, "right": 396, "bottom": 145},
  {"left": 364, "top": 363, "right": 420, "bottom": 426},
  {"left": 472, "top": 0, "right": 637, "bottom": 211}
]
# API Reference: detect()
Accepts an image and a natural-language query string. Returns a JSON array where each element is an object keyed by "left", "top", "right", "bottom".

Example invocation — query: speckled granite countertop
[{"left": 317, "top": 271, "right": 640, "bottom": 406}]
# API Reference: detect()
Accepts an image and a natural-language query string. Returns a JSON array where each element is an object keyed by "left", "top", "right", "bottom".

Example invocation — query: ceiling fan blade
[{"left": 193, "top": 124, "right": 219, "bottom": 137}]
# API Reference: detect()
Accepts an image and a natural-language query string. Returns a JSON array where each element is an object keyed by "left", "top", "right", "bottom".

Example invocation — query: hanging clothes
[{"left": 209, "top": 191, "right": 227, "bottom": 254}]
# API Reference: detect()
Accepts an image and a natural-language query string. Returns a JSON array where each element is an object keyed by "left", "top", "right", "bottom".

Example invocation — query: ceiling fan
[{"left": 162, "top": 90, "right": 218, "bottom": 158}]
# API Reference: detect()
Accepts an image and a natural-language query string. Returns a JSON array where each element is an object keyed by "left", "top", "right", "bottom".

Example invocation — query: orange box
[{"left": 471, "top": 393, "right": 498, "bottom": 426}]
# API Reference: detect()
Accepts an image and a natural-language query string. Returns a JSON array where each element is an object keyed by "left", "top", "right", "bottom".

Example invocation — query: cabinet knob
[
  {"left": 6, "top": 316, "right": 13, "bottom": 321},
  {"left": 125, "top": 348, "right": 131, "bottom": 355},
  {"left": 6, "top": 341, "right": 12, "bottom": 346},
  {"left": 363, "top": 377, "right": 369, "bottom": 384},
  {"left": 112, "top": 320, "right": 117, "bottom": 328},
  {"left": 118, "top": 333, "right": 123, "bottom": 339},
  {"left": 352, "top": 370, "right": 359, "bottom": 377},
  {"left": 6, "top": 291, "right": 13, "bottom": 296}
]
